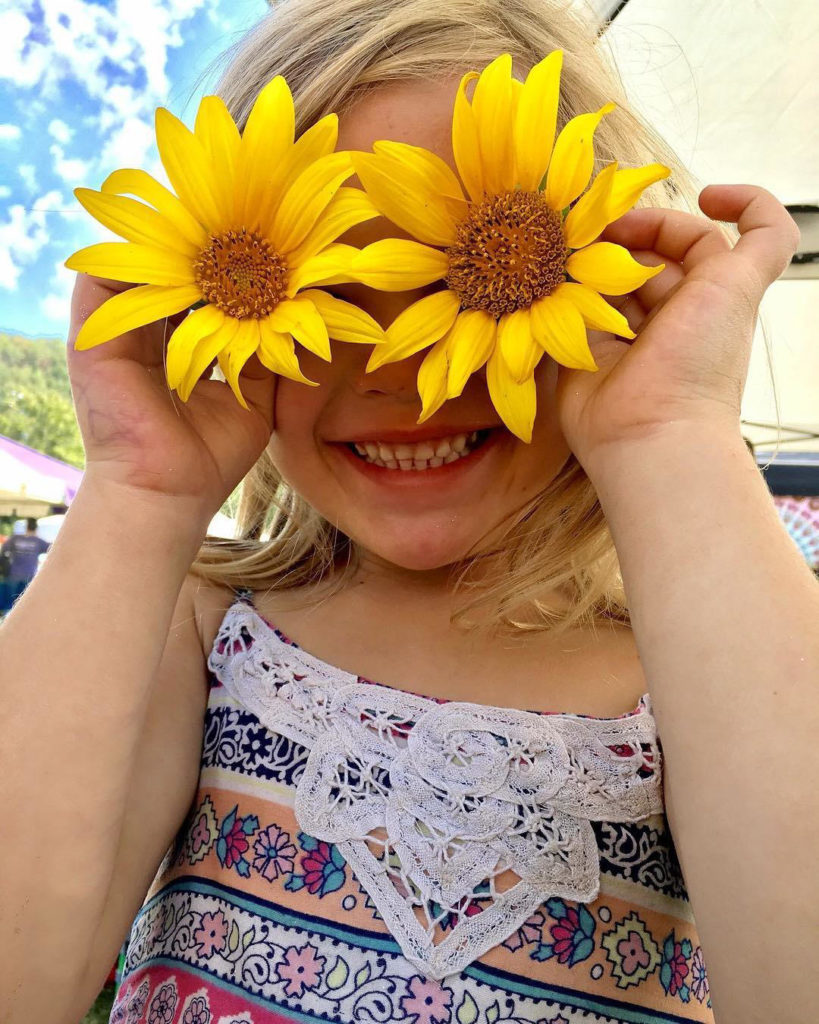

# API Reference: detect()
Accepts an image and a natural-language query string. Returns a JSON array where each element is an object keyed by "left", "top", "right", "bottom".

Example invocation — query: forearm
[
  {"left": 0, "top": 480, "right": 208, "bottom": 999},
  {"left": 587, "top": 425, "right": 819, "bottom": 1023}
]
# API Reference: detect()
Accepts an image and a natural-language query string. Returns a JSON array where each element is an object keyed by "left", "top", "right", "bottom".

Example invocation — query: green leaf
[
  {"left": 227, "top": 920, "right": 240, "bottom": 953},
  {"left": 578, "top": 904, "right": 595, "bottom": 937},
  {"left": 456, "top": 991, "right": 478, "bottom": 1024},
  {"left": 326, "top": 956, "right": 349, "bottom": 990},
  {"left": 354, "top": 964, "right": 371, "bottom": 987},
  {"left": 486, "top": 1001, "right": 500, "bottom": 1023}
]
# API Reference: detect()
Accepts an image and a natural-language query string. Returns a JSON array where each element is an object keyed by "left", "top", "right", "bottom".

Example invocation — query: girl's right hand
[{"left": 68, "top": 274, "right": 276, "bottom": 525}]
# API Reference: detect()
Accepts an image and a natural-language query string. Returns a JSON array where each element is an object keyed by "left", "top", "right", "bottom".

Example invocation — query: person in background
[{"left": 0, "top": 518, "right": 50, "bottom": 586}]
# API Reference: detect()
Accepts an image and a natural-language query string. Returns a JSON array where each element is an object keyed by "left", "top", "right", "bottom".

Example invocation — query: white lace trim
[{"left": 207, "top": 601, "right": 663, "bottom": 980}]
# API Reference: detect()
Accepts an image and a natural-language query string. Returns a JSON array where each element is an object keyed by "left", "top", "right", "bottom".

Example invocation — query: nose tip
[{"left": 351, "top": 352, "right": 425, "bottom": 400}]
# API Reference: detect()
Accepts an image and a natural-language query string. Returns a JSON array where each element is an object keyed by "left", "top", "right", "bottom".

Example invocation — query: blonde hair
[{"left": 193, "top": 0, "right": 705, "bottom": 635}]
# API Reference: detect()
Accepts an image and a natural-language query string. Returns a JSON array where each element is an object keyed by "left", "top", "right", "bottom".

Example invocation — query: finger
[
  {"left": 239, "top": 353, "right": 277, "bottom": 426},
  {"left": 600, "top": 207, "right": 732, "bottom": 272},
  {"left": 68, "top": 274, "right": 170, "bottom": 371},
  {"left": 698, "top": 184, "right": 800, "bottom": 293}
]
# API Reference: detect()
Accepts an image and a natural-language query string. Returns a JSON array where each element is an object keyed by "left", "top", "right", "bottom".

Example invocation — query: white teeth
[{"left": 350, "top": 430, "right": 487, "bottom": 470}]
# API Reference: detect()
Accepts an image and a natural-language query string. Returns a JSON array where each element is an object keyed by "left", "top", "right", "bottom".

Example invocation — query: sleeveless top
[{"left": 109, "top": 592, "right": 715, "bottom": 1024}]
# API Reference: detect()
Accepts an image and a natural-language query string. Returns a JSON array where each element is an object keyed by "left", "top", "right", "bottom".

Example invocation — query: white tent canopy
[{"left": 574, "top": 0, "right": 819, "bottom": 452}]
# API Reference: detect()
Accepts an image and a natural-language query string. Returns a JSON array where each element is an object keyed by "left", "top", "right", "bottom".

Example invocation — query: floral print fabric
[{"left": 110, "top": 596, "right": 714, "bottom": 1023}]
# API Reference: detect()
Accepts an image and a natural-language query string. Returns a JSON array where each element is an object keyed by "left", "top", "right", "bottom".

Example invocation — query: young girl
[{"left": 1, "top": 1, "right": 815, "bottom": 1022}]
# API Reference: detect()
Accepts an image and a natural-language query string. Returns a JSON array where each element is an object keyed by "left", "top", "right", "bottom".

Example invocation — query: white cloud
[
  {"left": 41, "top": 257, "right": 76, "bottom": 326},
  {"left": 0, "top": 189, "right": 65, "bottom": 290},
  {"left": 0, "top": 124, "right": 22, "bottom": 142},
  {"left": 18, "top": 165, "right": 37, "bottom": 193},
  {"left": 1, "top": 1, "right": 208, "bottom": 111},
  {"left": 49, "top": 143, "right": 92, "bottom": 186},
  {"left": 48, "top": 118, "right": 74, "bottom": 145},
  {"left": 0, "top": 8, "right": 49, "bottom": 88},
  {"left": 99, "top": 116, "right": 156, "bottom": 171},
  {"left": 0, "top": 186, "right": 11, "bottom": 198}
]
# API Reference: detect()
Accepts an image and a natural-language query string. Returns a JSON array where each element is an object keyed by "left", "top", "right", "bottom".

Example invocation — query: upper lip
[{"left": 330, "top": 424, "right": 499, "bottom": 445}]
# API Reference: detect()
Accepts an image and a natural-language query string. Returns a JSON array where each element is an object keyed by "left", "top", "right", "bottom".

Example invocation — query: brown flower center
[
  {"left": 192, "top": 229, "right": 288, "bottom": 319},
  {"left": 445, "top": 190, "right": 569, "bottom": 318}
]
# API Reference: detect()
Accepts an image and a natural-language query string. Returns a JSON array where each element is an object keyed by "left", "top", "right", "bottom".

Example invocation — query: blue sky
[{"left": 0, "top": 0, "right": 270, "bottom": 339}]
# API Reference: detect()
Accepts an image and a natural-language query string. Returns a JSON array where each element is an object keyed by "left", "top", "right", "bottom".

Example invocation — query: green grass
[{"left": 80, "top": 985, "right": 116, "bottom": 1023}]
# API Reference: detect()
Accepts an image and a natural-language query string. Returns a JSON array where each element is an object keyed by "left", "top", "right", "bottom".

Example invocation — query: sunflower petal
[
  {"left": 65, "top": 242, "right": 195, "bottom": 286},
  {"left": 353, "top": 152, "right": 460, "bottom": 247},
  {"left": 485, "top": 348, "right": 536, "bottom": 443},
  {"left": 445, "top": 310, "right": 497, "bottom": 397},
  {"left": 451, "top": 71, "right": 483, "bottom": 202},
  {"left": 567, "top": 241, "right": 664, "bottom": 295},
  {"left": 255, "top": 113, "right": 339, "bottom": 234},
  {"left": 352, "top": 239, "right": 449, "bottom": 291},
  {"left": 195, "top": 95, "right": 241, "bottom": 229},
  {"left": 165, "top": 304, "right": 225, "bottom": 388},
  {"left": 417, "top": 338, "right": 451, "bottom": 422},
  {"left": 372, "top": 140, "right": 465, "bottom": 200},
  {"left": 530, "top": 291, "right": 598, "bottom": 370},
  {"left": 289, "top": 187, "right": 380, "bottom": 265},
  {"left": 497, "top": 308, "right": 543, "bottom": 384},
  {"left": 237, "top": 76, "right": 295, "bottom": 230},
  {"left": 269, "top": 297, "right": 331, "bottom": 360},
  {"left": 607, "top": 162, "right": 672, "bottom": 222},
  {"left": 286, "top": 243, "right": 359, "bottom": 295},
  {"left": 72, "top": 284, "right": 200, "bottom": 350},
  {"left": 178, "top": 315, "right": 240, "bottom": 401},
  {"left": 514, "top": 51, "right": 562, "bottom": 192},
  {"left": 300, "top": 289, "right": 384, "bottom": 345},
  {"left": 543, "top": 102, "right": 616, "bottom": 211},
  {"left": 73, "top": 188, "right": 199, "bottom": 257},
  {"left": 155, "top": 107, "right": 224, "bottom": 233},
  {"left": 557, "top": 281, "right": 635, "bottom": 339},
  {"left": 218, "top": 318, "right": 262, "bottom": 409},
  {"left": 257, "top": 319, "right": 318, "bottom": 385},
  {"left": 367, "top": 290, "right": 461, "bottom": 370},
  {"left": 472, "top": 54, "right": 515, "bottom": 195},
  {"left": 100, "top": 168, "right": 208, "bottom": 250},
  {"left": 270, "top": 151, "right": 354, "bottom": 254},
  {"left": 562, "top": 161, "right": 618, "bottom": 250}
]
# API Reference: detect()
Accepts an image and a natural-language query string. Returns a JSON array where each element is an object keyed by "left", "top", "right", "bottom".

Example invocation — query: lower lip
[{"left": 329, "top": 431, "right": 504, "bottom": 487}]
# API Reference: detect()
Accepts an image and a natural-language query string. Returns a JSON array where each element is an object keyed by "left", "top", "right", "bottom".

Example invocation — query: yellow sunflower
[
  {"left": 66, "top": 76, "right": 383, "bottom": 408},
  {"left": 351, "top": 52, "right": 670, "bottom": 441}
]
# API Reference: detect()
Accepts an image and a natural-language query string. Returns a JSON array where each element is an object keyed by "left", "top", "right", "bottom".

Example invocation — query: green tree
[{"left": 0, "top": 332, "right": 85, "bottom": 468}]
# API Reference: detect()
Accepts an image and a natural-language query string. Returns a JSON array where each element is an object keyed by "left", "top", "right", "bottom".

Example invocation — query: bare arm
[
  {"left": 590, "top": 425, "right": 819, "bottom": 1022},
  {"left": 0, "top": 480, "right": 210, "bottom": 1021}
]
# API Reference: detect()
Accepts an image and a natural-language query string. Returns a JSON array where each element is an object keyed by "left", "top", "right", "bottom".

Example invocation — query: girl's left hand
[{"left": 555, "top": 185, "right": 801, "bottom": 470}]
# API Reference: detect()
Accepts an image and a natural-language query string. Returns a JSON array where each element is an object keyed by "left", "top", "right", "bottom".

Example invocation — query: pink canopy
[{"left": 0, "top": 434, "right": 83, "bottom": 517}]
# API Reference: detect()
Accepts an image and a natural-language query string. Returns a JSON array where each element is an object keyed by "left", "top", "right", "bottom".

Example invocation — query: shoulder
[{"left": 185, "top": 575, "right": 241, "bottom": 659}]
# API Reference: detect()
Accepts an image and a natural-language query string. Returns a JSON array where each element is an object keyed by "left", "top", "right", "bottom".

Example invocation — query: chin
[{"left": 349, "top": 519, "right": 486, "bottom": 573}]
